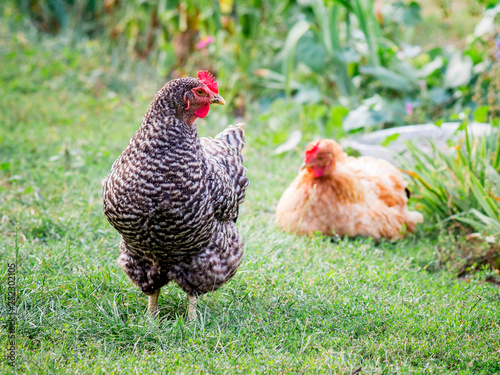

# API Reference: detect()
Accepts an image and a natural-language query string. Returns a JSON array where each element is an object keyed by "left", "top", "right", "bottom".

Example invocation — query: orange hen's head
[{"left": 301, "top": 139, "right": 344, "bottom": 178}]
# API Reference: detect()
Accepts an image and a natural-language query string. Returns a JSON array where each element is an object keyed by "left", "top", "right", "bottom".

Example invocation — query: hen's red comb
[
  {"left": 197, "top": 70, "right": 219, "bottom": 93},
  {"left": 304, "top": 141, "right": 321, "bottom": 162}
]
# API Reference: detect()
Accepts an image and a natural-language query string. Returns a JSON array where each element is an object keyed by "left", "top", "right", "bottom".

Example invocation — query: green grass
[{"left": 1, "top": 23, "right": 500, "bottom": 375}]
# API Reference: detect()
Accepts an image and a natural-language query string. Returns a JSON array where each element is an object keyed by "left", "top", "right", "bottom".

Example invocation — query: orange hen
[{"left": 275, "top": 139, "right": 423, "bottom": 240}]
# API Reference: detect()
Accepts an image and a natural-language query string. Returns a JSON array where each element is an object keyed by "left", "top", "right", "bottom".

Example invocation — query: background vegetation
[{"left": 1, "top": 0, "right": 500, "bottom": 373}]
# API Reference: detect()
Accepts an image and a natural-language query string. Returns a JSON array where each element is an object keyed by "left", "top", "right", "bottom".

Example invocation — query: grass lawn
[{"left": 1, "top": 26, "right": 500, "bottom": 374}]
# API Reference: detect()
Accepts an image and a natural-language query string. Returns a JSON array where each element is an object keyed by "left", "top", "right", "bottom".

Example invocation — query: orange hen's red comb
[
  {"left": 197, "top": 70, "right": 219, "bottom": 93},
  {"left": 304, "top": 141, "right": 320, "bottom": 162}
]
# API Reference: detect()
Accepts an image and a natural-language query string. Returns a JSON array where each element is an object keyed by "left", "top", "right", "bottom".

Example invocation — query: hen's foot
[
  {"left": 148, "top": 289, "right": 161, "bottom": 317},
  {"left": 187, "top": 295, "right": 197, "bottom": 321}
]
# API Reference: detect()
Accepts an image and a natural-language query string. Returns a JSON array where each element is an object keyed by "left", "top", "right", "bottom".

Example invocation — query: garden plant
[{"left": 1, "top": 0, "right": 500, "bottom": 373}]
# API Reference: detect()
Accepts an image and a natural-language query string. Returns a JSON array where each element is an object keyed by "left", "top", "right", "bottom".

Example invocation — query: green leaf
[
  {"left": 469, "top": 173, "right": 498, "bottom": 220},
  {"left": 0, "top": 162, "right": 10, "bottom": 171},
  {"left": 428, "top": 88, "right": 451, "bottom": 106},
  {"left": 381, "top": 133, "right": 400, "bottom": 147},
  {"left": 391, "top": 1, "right": 422, "bottom": 26},
  {"left": 329, "top": 106, "right": 349, "bottom": 128},
  {"left": 415, "top": 56, "right": 444, "bottom": 78},
  {"left": 273, "top": 130, "right": 302, "bottom": 155},
  {"left": 474, "top": 106, "right": 490, "bottom": 123},
  {"left": 444, "top": 53, "right": 473, "bottom": 88},
  {"left": 295, "top": 32, "right": 326, "bottom": 72},
  {"left": 404, "top": 2, "right": 422, "bottom": 26},
  {"left": 361, "top": 66, "right": 417, "bottom": 92},
  {"left": 282, "top": 19, "right": 310, "bottom": 98}
]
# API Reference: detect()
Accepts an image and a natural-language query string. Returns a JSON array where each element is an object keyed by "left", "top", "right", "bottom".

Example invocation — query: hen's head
[
  {"left": 159, "top": 70, "right": 225, "bottom": 124},
  {"left": 301, "top": 139, "right": 345, "bottom": 178}
]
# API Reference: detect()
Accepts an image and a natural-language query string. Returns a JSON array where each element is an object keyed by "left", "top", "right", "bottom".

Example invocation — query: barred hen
[
  {"left": 103, "top": 71, "right": 249, "bottom": 319},
  {"left": 276, "top": 139, "right": 423, "bottom": 241}
]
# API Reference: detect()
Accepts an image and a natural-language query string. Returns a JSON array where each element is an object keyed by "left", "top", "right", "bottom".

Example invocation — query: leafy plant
[
  {"left": 402, "top": 116, "right": 500, "bottom": 238},
  {"left": 8, "top": 0, "right": 499, "bottom": 136}
]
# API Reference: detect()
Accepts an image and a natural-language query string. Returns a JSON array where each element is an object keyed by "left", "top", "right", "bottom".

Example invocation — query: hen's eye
[{"left": 196, "top": 89, "right": 205, "bottom": 95}]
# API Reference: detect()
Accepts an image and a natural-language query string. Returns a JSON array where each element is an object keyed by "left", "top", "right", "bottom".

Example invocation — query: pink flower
[
  {"left": 405, "top": 102, "right": 414, "bottom": 116},
  {"left": 196, "top": 36, "right": 214, "bottom": 50}
]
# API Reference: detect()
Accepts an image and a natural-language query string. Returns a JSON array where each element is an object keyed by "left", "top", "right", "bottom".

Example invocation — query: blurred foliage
[
  {"left": 5, "top": 0, "right": 499, "bottom": 136},
  {"left": 401, "top": 114, "right": 500, "bottom": 240}
]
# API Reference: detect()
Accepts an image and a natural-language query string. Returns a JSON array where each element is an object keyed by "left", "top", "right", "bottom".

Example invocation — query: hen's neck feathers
[
  {"left": 121, "top": 86, "right": 202, "bottom": 167},
  {"left": 143, "top": 77, "right": 201, "bottom": 129},
  {"left": 303, "top": 165, "right": 365, "bottom": 204}
]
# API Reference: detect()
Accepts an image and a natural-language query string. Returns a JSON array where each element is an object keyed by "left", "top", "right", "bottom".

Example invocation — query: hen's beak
[
  {"left": 210, "top": 94, "right": 226, "bottom": 105},
  {"left": 300, "top": 161, "right": 312, "bottom": 170}
]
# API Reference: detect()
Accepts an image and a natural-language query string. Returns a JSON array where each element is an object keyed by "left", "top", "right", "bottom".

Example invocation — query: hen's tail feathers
[
  {"left": 215, "top": 123, "right": 246, "bottom": 154},
  {"left": 217, "top": 123, "right": 249, "bottom": 206},
  {"left": 406, "top": 211, "right": 424, "bottom": 233},
  {"left": 201, "top": 123, "right": 249, "bottom": 208}
]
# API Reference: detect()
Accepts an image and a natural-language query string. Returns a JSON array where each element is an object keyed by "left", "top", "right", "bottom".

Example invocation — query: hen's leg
[
  {"left": 187, "top": 295, "right": 197, "bottom": 321},
  {"left": 148, "top": 288, "right": 161, "bottom": 317}
]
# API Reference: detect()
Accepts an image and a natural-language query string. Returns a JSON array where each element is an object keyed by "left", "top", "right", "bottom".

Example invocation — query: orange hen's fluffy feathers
[{"left": 276, "top": 139, "right": 423, "bottom": 240}]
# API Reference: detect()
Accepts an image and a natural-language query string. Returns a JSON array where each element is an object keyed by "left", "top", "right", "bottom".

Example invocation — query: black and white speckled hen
[{"left": 102, "top": 71, "right": 249, "bottom": 319}]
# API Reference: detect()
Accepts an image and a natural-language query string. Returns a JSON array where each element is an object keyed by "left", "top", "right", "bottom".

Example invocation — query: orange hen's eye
[{"left": 196, "top": 89, "right": 205, "bottom": 96}]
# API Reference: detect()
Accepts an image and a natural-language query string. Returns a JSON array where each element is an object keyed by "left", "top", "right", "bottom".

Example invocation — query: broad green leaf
[
  {"left": 415, "top": 57, "right": 444, "bottom": 78},
  {"left": 474, "top": 106, "right": 490, "bottom": 123},
  {"left": 0, "top": 162, "right": 10, "bottom": 171},
  {"left": 329, "top": 106, "right": 349, "bottom": 128},
  {"left": 295, "top": 32, "right": 327, "bottom": 72},
  {"left": 282, "top": 19, "right": 310, "bottom": 97},
  {"left": 273, "top": 130, "right": 303, "bottom": 155},
  {"left": 444, "top": 53, "right": 473, "bottom": 88},
  {"left": 381, "top": 133, "right": 400, "bottom": 147},
  {"left": 361, "top": 66, "right": 417, "bottom": 92}
]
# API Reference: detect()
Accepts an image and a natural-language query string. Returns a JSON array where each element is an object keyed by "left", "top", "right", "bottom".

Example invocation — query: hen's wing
[
  {"left": 201, "top": 123, "right": 249, "bottom": 222},
  {"left": 343, "top": 156, "right": 408, "bottom": 207}
]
